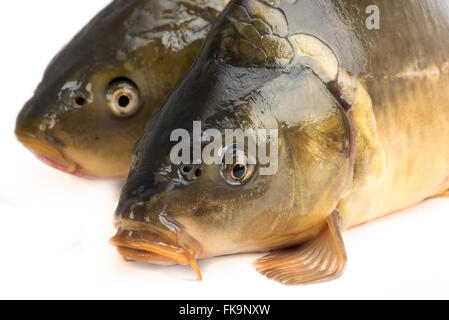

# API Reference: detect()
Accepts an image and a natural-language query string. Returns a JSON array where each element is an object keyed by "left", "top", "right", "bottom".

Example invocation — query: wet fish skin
[
  {"left": 113, "top": 0, "right": 354, "bottom": 279},
  {"left": 15, "top": 0, "right": 229, "bottom": 178},
  {"left": 115, "top": 0, "right": 449, "bottom": 284}
]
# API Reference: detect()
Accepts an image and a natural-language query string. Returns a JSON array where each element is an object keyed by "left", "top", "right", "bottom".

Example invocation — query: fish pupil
[
  {"left": 232, "top": 164, "right": 246, "bottom": 179},
  {"left": 118, "top": 95, "right": 130, "bottom": 108}
]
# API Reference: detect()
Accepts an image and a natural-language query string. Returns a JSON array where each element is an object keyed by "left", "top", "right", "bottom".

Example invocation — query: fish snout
[
  {"left": 15, "top": 99, "right": 39, "bottom": 139},
  {"left": 15, "top": 101, "right": 79, "bottom": 175},
  {"left": 111, "top": 205, "right": 203, "bottom": 279}
]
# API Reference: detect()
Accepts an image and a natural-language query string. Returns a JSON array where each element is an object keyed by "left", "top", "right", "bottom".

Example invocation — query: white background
[{"left": 0, "top": 1, "right": 448, "bottom": 300}]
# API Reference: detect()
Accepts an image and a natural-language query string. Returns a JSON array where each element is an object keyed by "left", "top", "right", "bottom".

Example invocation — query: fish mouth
[
  {"left": 110, "top": 222, "right": 203, "bottom": 280},
  {"left": 17, "top": 135, "right": 93, "bottom": 178}
]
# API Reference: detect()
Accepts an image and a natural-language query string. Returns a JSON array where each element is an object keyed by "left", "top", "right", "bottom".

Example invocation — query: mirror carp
[
  {"left": 111, "top": 0, "right": 449, "bottom": 284},
  {"left": 15, "top": 0, "right": 229, "bottom": 178}
]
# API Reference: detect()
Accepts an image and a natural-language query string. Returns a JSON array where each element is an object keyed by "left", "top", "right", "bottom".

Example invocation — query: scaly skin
[
  {"left": 111, "top": 0, "right": 449, "bottom": 283},
  {"left": 309, "top": 0, "right": 449, "bottom": 227},
  {"left": 15, "top": 0, "right": 229, "bottom": 178},
  {"left": 224, "top": 0, "right": 449, "bottom": 229}
]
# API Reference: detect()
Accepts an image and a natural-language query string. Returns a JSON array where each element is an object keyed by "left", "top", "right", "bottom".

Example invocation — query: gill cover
[
  {"left": 211, "top": 0, "right": 355, "bottom": 216},
  {"left": 115, "top": 0, "right": 356, "bottom": 284},
  {"left": 202, "top": 0, "right": 356, "bottom": 284}
]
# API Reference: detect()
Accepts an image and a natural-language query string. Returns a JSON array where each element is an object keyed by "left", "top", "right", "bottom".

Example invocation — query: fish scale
[
  {"left": 15, "top": 0, "right": 230, "bottom": 178},
  {"left": 111, "top": 0, "right": 449, "bottom": 284},
  {"left": 15, "top": 0, "right": 449, "bottom": 284},
  {"left": 351, "top": 73, "right": 449, "bottom": 227}
]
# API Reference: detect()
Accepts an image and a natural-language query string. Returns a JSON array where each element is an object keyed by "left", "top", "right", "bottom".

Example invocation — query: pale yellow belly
[{"left": 346, "top": 70, "right": 449, "bottom": 227}]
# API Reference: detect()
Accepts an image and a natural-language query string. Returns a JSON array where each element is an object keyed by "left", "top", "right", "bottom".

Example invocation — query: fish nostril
[
  {"left": 75, "top": 97, "right": 86, "bottom": 106},
  {"left": 180, "top": 165, "right": 202, "bottom": 180},
  {"left": 182, "top": 165, "right": 193, "bottom": 174},
  {"left": 194, "top": 168, "right": 202, "bottom": 178}
]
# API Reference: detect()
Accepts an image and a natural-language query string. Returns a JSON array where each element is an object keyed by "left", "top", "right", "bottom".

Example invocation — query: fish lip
[
  {"left": 16, "top": 135, "right": 96, "bottom": 178},
  {"left": 110, "top": 222, "right": 203, "bottom": 280},
  {"left": 110, "top": 234, "right": 191, "bottom": 264},
  {"left": 17, "top": 135, "right": 76, "bottom": 172}
]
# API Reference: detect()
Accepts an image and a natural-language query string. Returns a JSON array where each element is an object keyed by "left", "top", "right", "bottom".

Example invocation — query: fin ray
[{"left": 254, "top": 211, "right": 347, "bottom": 285}]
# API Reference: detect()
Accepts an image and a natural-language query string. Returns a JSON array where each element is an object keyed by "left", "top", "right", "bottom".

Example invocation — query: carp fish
[
  {"left": 15, "top": 0, "right": 228, "bottom": 178},
  {"left": 111, "top": 0, "right": 449, "bottom": 285}
]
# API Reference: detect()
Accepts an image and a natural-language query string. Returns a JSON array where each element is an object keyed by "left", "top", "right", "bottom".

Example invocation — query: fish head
[
  {"left": 111, "top": 22, "right": 355, "bottom": 269},
  {"left": 15, "top": 0, "right": 223, "bottom": 178}
]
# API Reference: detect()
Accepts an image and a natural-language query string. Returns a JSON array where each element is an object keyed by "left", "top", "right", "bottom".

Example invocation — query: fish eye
[
  {"left": 222, "top": 162, "right": 254, "bottom": 186},
  {"left": 106, "top": 78, "right": 141, "bottom": 117}
]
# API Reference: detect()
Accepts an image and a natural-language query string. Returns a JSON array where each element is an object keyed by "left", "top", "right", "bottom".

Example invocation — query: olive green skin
[
  {"left": 115, "top": 0, "right": 449, "bottom": 258},
  {"left": 15, "top": 0, "right": 228, "bottom": 178}
]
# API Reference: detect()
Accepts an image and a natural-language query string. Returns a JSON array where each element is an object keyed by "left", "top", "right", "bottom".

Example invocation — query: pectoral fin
[
  {"left": 254, "top": 211, "right": 347, "bottom": 285},
  {"left": 428, "top": 190, "right": 449, "bottom": 199}
]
